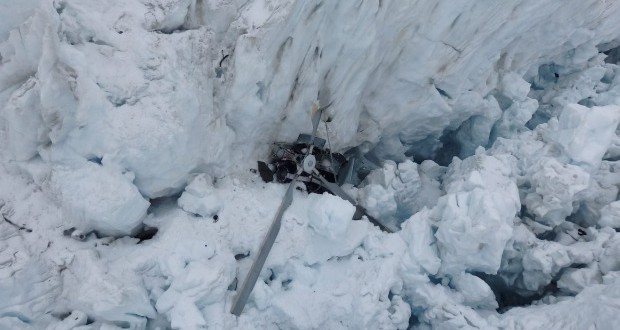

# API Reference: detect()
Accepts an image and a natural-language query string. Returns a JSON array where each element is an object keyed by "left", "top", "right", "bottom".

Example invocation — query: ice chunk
[
  {"left": 178, "top": 174, "right": 223, "bottom": 218},
  {"left": 399, "top": 210, "right": 441, "bottom": 275},
  {"left": 435, "top": 189, "right": 515, "bottom": 275},
  {"left": 552, "top": 104, "right": 620, "bottom": 168},
  {"left": 451, "top": 272, "right": 498, "bottom": 310},
  {"left": 435, "top": 154, "right": 519, "bottom": 275},
  {"left": 500, "top": 72, "right": 532, "bottom": 102},
  {"left": 599, "top": 235, "right": 620, "bottom": 274},
  {"left": 306, "top": 192, "right": 355, "bottom": 239},
  {"left": 48, "top": 162, "right": 149, "bottom": 236},
  {"left": 524, "top": 157, "right": 590, "bottom": 227},
  {"left": 599, "top": 200, "right": 620, "bottom": 228},
  {"left": 360, "top": 160, "right": 443, "bottom": 223},
  {"left": 557, "top": 265, "right": 603, "bottom": 294},
  {"left": 359, "top": 183, "right": 397, "bottom": 221}
]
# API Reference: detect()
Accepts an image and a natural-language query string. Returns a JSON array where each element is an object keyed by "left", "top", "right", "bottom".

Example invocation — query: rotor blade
[
  {"left": 231, "top": 180, "right": 296, "bottom": 316},
  {"left": 355, "top": 205, "right": 394, "bottom": 233},
  {"left": 309, "top": 103, "right": 323, "bottom": 146},
  {"left": 313, "top": 170, "right": 356, "bottom": 205},
  {"left": 313, "top": 170, "right": 394, "bottom": 233}
]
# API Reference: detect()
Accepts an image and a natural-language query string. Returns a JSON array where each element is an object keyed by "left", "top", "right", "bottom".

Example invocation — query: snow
[{"left": 1, "top": 0, "right": 620, "bottom": 329}]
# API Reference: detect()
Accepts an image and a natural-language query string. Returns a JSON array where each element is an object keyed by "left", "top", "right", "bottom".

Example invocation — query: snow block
[
  {"left": 451, "top": 272, "right": 498, "bottom": 310},
  {"left": 553, "top": 104, "right": 620, "bottom": 168},
  {"left": 178, "top": 174, "right": 222, "bottom": 218},
  {"left": 49, "top": 162, "right": 149, "bottom": 236},
  {"left": 599, "top": 200, "right": 620, "bottom": 229},
  {"left": 524, "top": 157, "right": 590, "bottom": 227},
  {"left": 435, "top": 154, "right": 519, "bottom": 275},
  {"left": 306, "top": 192, "right": 355, "bottom": 239}
]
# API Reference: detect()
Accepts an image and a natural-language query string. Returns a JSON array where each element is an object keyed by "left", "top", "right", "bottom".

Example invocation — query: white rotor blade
[{"left": 231, "top": 179, "right": 296, "bottom": 316}]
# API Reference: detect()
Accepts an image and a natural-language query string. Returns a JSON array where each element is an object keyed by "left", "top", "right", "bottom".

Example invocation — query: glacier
[{"left": 1, "top": 0, "right": 620, "bottom": 329}]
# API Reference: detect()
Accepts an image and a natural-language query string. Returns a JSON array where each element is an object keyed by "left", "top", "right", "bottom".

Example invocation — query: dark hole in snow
[
  {"left": 154, "top": 25, "right": 192, "bottom": 35},
  {"left": 112, "top": 320, "right": 132, "bottom": 329},
  {"left": 432, "top": 129, "right": 462, "bottom": 166},
  {"left": 602, "top": 45, "right": 620, "bottom": 64},
  {"left": 535, "top": 63, "right": 561, "bottom": 86},
  {"left": 536, "top": 230, "right": 557, "bottom": 241},
  {"left": 106, "top": 95, "right": 127, "bottom": 107},
  {"left": 148, "top": 193, "right": 183, "bottom": 214},
  {"left": 577, "top": 97, "right": 595, "bottom": 107},
  {"left": 55, "top": 311, "right": 72, "bottom": 320},
  {"left": 55, "top": 1, "right": 65, "bottom": 15},
  {"left": 282, "top": 278, "right": 292, "bottom": 290},
  {"left": 133, "top": 226, "right": 158, "bottom": 243},
  {"left": 408, "top": 313, "right": 420, "bottom": 328},
  {"left": 427, "top": 274, "right": 443, "bottom": 285},
  {"left": 87, "top": 156, "right": 103, "bottom": 165},
  {"left": 435, "top": 86, "right": 452, "bottom": 99},
  {"left": 235, "top": 251, "right": 250, "bottom": 260},
  {"left": 227, "top": 277, "right": 238, "bottom": 291},
  {"left": 215, "top": 67, "right": 224, "bottom": 78},
  {"left": 474, "top": 272, "right": 561, "bottom": 313},
  {"left": 265, "top": 269, "right": 276, "bottom": 284},
  {"left": 489, "top": 90, "right": 513, "bottom": 110},
  {"left": 213, "top": 214, "right": 219, "bottom": 222}
]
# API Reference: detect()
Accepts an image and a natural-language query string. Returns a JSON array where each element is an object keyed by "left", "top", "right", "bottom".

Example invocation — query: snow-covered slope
[{"left": 2, "top": 0, "right": 620, "bottom": 329}]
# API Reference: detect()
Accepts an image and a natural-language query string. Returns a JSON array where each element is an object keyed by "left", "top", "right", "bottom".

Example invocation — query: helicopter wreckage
[{"left": 231, "top": 103, "right": 394, "bottom": 316}]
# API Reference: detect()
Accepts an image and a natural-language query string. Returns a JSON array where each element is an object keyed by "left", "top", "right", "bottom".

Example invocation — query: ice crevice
[{"left": 2, "top": 0, "right": 620, "bottom": 329}]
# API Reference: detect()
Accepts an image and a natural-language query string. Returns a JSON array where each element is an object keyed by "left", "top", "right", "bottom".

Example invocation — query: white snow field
[{"left": 2, "top": 0, "right": 620, "bottom": 329}]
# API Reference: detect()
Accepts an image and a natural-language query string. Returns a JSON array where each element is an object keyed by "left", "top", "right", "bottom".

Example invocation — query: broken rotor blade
[
  {"left": 312, "top": 170, "right": 394, "bottom": 233},
  {"left": 309, "top": 103, "right": 323, "bottom": 147},
  {"left": 313, "top": 169, "right": 356, "bottom": 205},
  {"left": 231, "top": 179, "right": 297, "bottom": 316}
]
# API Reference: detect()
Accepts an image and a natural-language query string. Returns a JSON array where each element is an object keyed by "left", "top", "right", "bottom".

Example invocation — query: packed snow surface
[{"left": 2, "top": 0, "right": 620, "bottom": 329}]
